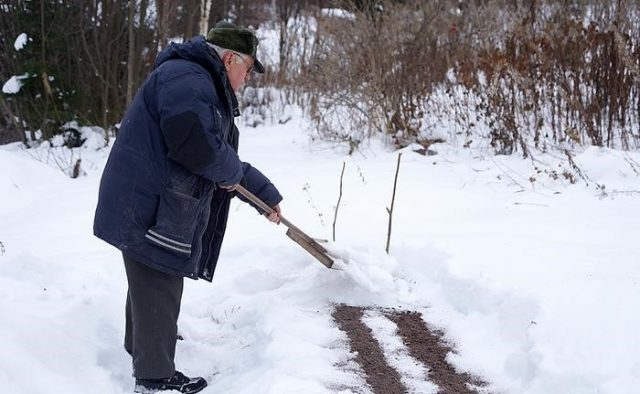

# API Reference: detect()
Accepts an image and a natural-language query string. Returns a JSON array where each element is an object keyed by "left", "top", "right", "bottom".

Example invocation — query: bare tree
[
  {"left": 183, "top": 0, "right": 200, "bottom": 39},
  {"left": 135, "top": 0, "right": 150, "bottom": 88},
  {"left": 200, "top": 0, "right": 213, "bottom": 34},
  {"left": 276, "top": 0, "right": 301, "bottom": 85},
  {"left": 155, "top": 0, "right": 171, "bottom": 50},
  {"left": 126, "top": 0, "right": 136, "bottom": 106}
]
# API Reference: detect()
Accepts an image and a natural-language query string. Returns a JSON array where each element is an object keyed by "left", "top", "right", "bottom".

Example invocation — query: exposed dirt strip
[
  {"left": 332, "top": 305, "right": 406, "bottom": 394},
  {"left": 333, "top": 305, "right": 489, "bottom": 394},
  {"left": 387, "top": 311, "right": 488, "bottom": 394},
  {"left": 361, "top": 310, "right": 438, "bottom": 393}
]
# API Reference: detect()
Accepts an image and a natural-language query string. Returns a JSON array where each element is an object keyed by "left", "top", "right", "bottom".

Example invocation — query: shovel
[{"left": 235, "top": 184, "right": 334, "bottom": 269}]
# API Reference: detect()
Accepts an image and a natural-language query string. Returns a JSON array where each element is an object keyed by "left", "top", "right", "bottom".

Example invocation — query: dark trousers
[{"left": 123, "top": 253, "right": 184, "bottom": 379}]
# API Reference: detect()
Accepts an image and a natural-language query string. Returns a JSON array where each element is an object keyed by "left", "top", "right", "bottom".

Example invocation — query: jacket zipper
[
  {"left": 192, "top": 182, "right": 213, "bottom": 276},
  {"left": 202, "top": 114, "right": 235, "bottom": 279}
]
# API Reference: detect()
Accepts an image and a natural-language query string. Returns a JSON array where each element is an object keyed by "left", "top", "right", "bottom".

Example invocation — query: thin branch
[
  {"left": 386, "top": 152, "right": 402, "bottom": 254},
  {"left": 332, "top": 161, "right": 346, "bottom": 242}
]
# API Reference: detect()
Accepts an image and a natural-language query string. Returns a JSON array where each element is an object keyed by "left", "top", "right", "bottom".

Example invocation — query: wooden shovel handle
[
  {"left": 235, "top": 184, "right": 274, "bottom": 213},
  {"left": 234, "top": 184, "right": 294, "bottom": 229},
  {"left": 234, "top": 184, "right": 332, "bottom": 266}
]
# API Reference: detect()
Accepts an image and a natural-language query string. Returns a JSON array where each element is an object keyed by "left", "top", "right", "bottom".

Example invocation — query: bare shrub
[
  {"left": 303, "top": 0, "right": 458, "bottom": 149},
  {"left": 299, "top": 0, "right": 640, "bottom": 155},
  {"left": 461, "top": 1, "right": 640, "bottom": 155}
]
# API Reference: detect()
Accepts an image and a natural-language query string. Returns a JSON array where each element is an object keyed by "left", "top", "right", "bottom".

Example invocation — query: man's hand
[
  {"left": 265, "top": 204, "right": 281, "bottom": 224},
  {"left": 220, "top": 183, "right": 239, "bottom": 191},
  {"left": 221, "top": 183, "right": 280, "bottom": 224}
]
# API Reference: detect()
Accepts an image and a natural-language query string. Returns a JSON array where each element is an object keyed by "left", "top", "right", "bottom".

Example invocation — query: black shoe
[{"left": 135, "top": 371, "right": 207, "bottom": 393}]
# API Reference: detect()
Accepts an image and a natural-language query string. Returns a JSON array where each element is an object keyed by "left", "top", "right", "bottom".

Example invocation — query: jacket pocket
[{"left": 145, "top": 188, "right": 200, "bottom": 257}]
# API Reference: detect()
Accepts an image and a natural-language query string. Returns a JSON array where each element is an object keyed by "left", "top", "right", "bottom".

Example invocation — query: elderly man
[{"left": 94, "top": 21, "right": 282, "bottom": 393}]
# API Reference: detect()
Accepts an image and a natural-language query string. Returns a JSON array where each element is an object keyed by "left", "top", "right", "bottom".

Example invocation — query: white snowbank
[{"left": 0, "top": 114, "right": 639, "bottom": 393}]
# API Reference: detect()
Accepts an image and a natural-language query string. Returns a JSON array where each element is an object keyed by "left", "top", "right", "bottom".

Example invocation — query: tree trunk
[
  {"left": 126, "top": 0, "right": 136, "bottom": 106},
  {"left": 39, "top": 0, "right": 50, "bottom": 136},
  {"left": 200, "top": 0, "right": 213, "bottom": 35},
  {"left": 101, "top": 0, "right": 110, "bottom": 130},
  {"left": 156, "top": 0, "right": 170, "bottom": 50},
  {"left": 183, "top": 0, "right": 202, "bottom": 39},
  {"left": 136, "top": 0, "right": 149, "bottom": 85}
]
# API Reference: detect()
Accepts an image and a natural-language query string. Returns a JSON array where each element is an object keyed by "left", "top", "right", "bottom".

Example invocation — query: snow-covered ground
[{"left": 0, "top": 113, "right": 639, "bottom": 394}]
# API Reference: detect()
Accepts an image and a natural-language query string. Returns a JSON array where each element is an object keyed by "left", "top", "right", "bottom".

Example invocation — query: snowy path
[{"left": 1, "top": 118, "right": 639, "bottom": 393}]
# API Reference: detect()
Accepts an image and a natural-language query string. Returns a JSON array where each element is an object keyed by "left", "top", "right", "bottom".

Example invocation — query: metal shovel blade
[{"left": 286, "top": 228, "right": 334, "bottom": 269}]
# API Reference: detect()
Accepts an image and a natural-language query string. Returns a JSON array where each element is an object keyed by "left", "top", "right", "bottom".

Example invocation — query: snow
[
  {"left": 321, "top": 8, "right": 356, "bottom": 20},
  {"left": 14, "top": 33, "right": 28, "bottom": 51},
  {"left": 2, "top": 73, "right": 30, "bottom": 94},
  {"left": 0, "top": 113, "right": 639, "bottom": 393}
]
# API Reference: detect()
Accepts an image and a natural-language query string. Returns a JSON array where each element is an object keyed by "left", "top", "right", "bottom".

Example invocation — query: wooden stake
[
  {"left": 386, "top": 153, "right": 402, "bottom": 254},
  {"left": 333, "top": 162, "right": 346, "bottom": 242}
]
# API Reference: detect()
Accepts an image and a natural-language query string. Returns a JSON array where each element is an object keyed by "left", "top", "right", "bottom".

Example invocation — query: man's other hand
[
  {"left": 265, "top": 204, "right": 281, "bottom": 224},
  {"left": 220, "top": 183, "right": 239, "bottom": 191}
]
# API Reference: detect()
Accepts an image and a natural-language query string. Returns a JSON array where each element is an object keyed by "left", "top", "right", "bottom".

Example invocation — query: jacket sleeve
[
  {"left": 237, "top": 162, "right": 283, "bottom": 213},
  {"left": 156, "top": 68, "right": 243, "bottom": 186}
]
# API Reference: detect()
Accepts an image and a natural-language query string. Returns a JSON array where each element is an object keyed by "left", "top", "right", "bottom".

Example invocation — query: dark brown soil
[
  {"left": 332, "top": 305, "right": 489, "bottom": 394},
  {"left": 332, "top": 305, "right": 406, "bottom": 394},
  {"left": 387, "top": 310, "right": 487, "bottom": 394}
]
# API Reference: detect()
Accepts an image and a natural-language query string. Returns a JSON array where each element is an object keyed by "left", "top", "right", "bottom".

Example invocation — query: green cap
[{"left": 206, "top": 21, "right": 265, "bottom": 74}]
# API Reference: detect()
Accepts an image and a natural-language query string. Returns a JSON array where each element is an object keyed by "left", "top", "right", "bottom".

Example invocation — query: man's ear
[{"left": 221, "top": 52, "right": 234, "bottom": 70}]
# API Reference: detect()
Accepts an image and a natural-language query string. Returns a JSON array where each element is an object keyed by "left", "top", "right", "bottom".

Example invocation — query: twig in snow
[
  {"left": 607, "top": 190, "right": 640, "bottom": 197},
  {"left": 513, "top": 202, "right": 549, "bottom": 207},
  {"left": 386, "top": 153, "right": 402, "bottom": 254},
  {"left": 488, "top": 155, "right": 526, "bottom": 190},
  {"left": 564, "top": 149, "right": 592, "bottom": 186},
  {"left": 302, "top": 183, "right": 325, "bottom": 226},
  {"left": 332, "top": 162, "right": 346, "bottom": 242},
  {"left": 356, "top": 165, "right": 367, "bottom": 184},
  {"left": 624, "top": 155, "right": 640, "bottom": 176}
]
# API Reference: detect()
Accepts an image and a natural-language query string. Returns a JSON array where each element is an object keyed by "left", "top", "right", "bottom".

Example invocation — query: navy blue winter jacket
[{"left": 94, "top": 36, "right": 282, "bottom": 281}]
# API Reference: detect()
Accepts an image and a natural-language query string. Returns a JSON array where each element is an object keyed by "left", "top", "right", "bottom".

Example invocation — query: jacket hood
[
  {"left": 155, "top": 36, "right": 239, "bottom": 115},
  {"left": 155, "top": 36, "right": 218, "bottom": 72}
]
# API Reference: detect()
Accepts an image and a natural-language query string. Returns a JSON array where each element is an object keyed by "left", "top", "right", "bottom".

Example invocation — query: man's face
[{"left": 225, "top": 51, "right": 254, "bottom": 91}]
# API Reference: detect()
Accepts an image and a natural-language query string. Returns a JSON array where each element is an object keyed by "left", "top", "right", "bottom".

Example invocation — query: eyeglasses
[{"left": 232, "top": 51, "right": 254, "bottom": 75}]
